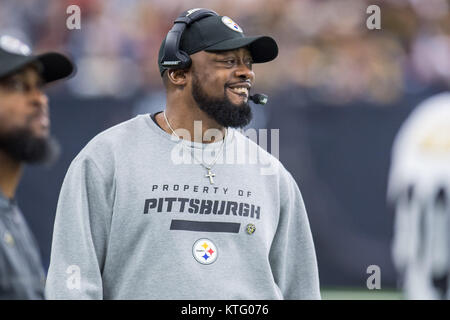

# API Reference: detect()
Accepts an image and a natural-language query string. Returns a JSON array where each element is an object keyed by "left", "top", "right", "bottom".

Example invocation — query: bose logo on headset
[
  {"left": 162, "top": 61, "right": 180, "bottom": 65},
  {"left": 186, "top": 8, "right": 202, "bottom": 16}
]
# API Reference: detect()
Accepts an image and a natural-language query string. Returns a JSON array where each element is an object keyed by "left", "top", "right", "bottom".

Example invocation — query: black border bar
[{"left": 170, "top": 219, "right": 241, "bottom": 233}]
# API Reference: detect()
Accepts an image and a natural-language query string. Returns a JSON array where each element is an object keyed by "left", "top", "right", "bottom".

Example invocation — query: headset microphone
[{"left": 249, "top": 93, "right": 268, "bottom": 105}]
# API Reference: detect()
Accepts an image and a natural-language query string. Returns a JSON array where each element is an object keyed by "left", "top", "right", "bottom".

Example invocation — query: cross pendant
[{"left": 205, "top": 168, "right": 215, "bottom": 185}]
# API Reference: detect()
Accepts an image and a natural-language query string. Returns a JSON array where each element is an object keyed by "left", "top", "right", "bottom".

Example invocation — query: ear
[{"left": 167, "top": 69, "right": 188, "bottom": 86}]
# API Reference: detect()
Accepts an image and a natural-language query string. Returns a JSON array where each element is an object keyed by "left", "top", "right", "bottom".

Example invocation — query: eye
[
  {"left": 244, "top": 59, "right": 253, "bottom": 69},
  {"left": 216, "top": 57, "right": 235, "bottom": 65},
  {"left": 0, "top": 78, "right": 26, "bottom": 92},
  {"left": 35, "top": 79, "right": 45, "bottom": 91},
  {"left": 223, "top": 59, "right": 235, "bottom": 66}
]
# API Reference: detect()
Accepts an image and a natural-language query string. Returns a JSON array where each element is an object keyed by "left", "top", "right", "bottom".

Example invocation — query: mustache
[{"left": 25, "top": 108, "right": 49, "bottom": 124}]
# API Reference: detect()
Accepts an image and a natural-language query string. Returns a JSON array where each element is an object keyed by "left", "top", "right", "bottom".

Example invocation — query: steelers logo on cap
[
  {"left": 192, "top": 238, "right": 218, "bottom": 265},
  {"left": 0, "top": 35, "right": 31, "bottom": 56},
  {"left": 221, "top": 16, "right": 243, "bottom": 33}
]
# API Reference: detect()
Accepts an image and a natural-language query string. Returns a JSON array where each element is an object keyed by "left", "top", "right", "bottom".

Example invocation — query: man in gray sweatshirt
[{"left": 45, "top": 8, "right": 321, "bottom": 300}]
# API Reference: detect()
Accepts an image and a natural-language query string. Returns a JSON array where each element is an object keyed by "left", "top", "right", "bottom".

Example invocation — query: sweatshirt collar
[{"left": 144, "top": 113, "right": 235, "bottom": 150}]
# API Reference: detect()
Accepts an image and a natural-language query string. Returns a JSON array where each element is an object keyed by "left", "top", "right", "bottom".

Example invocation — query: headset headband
[{"left": 160, "top": 8, "right": 218, "bottom": 71}]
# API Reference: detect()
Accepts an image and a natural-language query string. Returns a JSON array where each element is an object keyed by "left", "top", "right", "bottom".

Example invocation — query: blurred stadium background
[{"left": 1, "top": 0, "right": 450, "bottom": 299}]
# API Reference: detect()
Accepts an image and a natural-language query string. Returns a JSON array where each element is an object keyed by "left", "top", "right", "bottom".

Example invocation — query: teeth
[
  {"left": 41, "top": 117, "right": 49, "bottom": 127},
  {"left": 230, "top": 87, "right": 248, "bottom": 95}
]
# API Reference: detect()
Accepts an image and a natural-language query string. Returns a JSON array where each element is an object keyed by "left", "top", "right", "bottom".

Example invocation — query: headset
[{"left": 160, "top": 8, "right": 268, "bottom": 105}]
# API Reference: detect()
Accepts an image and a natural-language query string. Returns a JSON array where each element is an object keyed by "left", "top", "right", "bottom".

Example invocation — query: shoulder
[
  {"left": 76, "top": 114, "right": 149, "bottom": 158},
  {"left": 231, "top": 128, "right": 292, "bottom": 180},
  {"left": 69, "top": 114, "right": 151, "bottom": 174},
  {"left": 389, "top": 92, "right": 450, "bottom": 199},
  {"left": 232, "top": 128, "right": 282, "bottom": 168},
  {"left": 231, "top": 128, "right": 302, "bottom": 198},
  {"left": 394, "top": 92, "right": 450, "bottom": 148}
]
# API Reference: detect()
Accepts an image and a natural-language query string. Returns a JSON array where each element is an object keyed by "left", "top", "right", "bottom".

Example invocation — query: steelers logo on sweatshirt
[{"left": 192, "top": 239, "right": 218, "bottom": 265}]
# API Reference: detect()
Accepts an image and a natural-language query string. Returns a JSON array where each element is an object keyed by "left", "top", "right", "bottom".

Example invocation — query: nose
[{"left": 28, "top": 87, "right": 49, "bottom": 113}]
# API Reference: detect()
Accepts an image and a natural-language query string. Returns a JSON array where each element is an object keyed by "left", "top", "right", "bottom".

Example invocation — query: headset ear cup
[{"left": 177, "top": 49, "right": 192, "bottom": 69}]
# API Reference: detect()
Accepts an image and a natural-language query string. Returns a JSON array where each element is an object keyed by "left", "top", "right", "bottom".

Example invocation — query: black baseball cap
[
  {"left": 158, "top": 14, "right": 278, "bottom": 76},
  {"left": 0, "top": 35, "right": 75, "bottom": 83}
]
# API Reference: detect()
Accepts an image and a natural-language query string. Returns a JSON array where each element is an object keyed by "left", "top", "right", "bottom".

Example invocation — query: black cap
[
  {"left": 0, "top": 35, "right": 75, "bottom": 83},
  {"left": 158, "top": 14, "right": 278, "bottom": 76}
]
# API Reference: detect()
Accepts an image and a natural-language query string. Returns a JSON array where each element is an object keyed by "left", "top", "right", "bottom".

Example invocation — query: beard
[
  {"left": 191, "top": 72, "right": 252, "bottom": 128},
  {"left": 0, "top": 127, "right": 60, "bottom": 165}
]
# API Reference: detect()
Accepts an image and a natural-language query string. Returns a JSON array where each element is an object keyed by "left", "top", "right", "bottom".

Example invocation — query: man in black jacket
[{"left": 0, "top": 35, "right": 74, "bottom": 299}]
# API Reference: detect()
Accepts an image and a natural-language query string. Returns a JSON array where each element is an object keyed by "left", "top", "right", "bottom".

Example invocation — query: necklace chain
[{"left": 163, "top": 111, "right": 227, "bottom": 170}]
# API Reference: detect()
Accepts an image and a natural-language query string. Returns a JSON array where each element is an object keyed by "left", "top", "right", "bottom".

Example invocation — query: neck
[
  {"left": 0, "top": 151, "right": 23, "bottom": 199},
  {"left": 156, "top": 97, "right": 227, "bottom": 144}
]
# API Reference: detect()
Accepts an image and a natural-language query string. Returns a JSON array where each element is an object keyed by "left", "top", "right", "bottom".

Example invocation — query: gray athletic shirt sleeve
[{"left": 45, "top": 114, "right": 320, "bottom": 299}]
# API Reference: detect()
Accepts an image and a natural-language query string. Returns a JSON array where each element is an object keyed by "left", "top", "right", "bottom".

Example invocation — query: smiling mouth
[
  {"left": 30, "top": 114, "right": 49, "bottom": 129},
  {"left": 226, "top": 86, "right": 249, "bottom": 99},
  {"left": 39, "top": 116, "right": 49, "bottom": 128}
]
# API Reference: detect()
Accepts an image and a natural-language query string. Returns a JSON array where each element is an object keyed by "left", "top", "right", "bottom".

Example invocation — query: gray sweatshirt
[{"left": 45, "top": 114, "right": 320, "bottom": 299}]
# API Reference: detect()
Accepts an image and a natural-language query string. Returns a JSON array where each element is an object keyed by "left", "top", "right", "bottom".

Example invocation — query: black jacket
[{"left": 0, "top": 192, "right": 45, "bottom": 299}]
